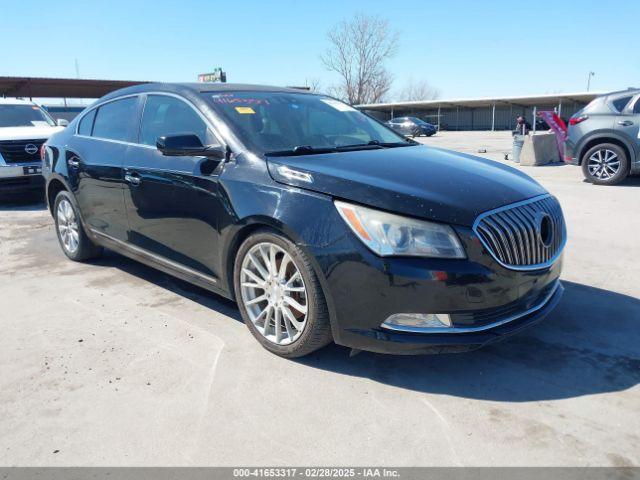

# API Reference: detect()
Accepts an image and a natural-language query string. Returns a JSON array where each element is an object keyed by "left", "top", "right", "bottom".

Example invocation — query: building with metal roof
[{"left": 357, "top": 92, "right": 603, "bottom": 131}]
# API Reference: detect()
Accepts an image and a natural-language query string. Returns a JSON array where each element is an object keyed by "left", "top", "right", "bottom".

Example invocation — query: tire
[
  {"left": 581, "top": 143, "right": 629, "bottom": 185},
  {"left": 53, "top": 191, "right": 103, "bottom": 261},
  {"left": 233, "top": 229, "right": 332, "bottom": 358}
]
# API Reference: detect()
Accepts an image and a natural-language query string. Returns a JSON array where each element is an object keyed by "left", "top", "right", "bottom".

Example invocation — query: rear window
[
  {"left": 78, "top": 109, "right": 96, "bottom": 136},
  {"left": 92, "top": 97, "right": 138, "bottom": 142},
  {"left": 611, "top": 96, "right": 632, "bottom": 112}
]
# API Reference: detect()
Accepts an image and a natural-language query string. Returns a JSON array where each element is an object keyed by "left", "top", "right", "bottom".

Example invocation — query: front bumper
[
  {"left": 0, "top": 163, "right": 44, "bottom": 193},
  {"left": 312, "top": 223, "right": 564, "bottom": 355},
  {"left": 340, "top": 281, "right": 563, "bottom": 355}
]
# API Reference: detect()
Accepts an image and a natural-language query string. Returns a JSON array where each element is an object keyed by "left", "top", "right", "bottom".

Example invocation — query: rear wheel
[
  {"left": 581, "top": 143, "right": 629, "bottom": 185},
  {"left": 53, "top": 191, "right": 102, "bottom": 261},
  {"left": 234, "top": 230, "right": 332, "bottom": 358}
]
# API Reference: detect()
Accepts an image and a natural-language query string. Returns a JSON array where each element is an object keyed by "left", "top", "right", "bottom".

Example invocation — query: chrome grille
[
  {"left": 473, "top": 195, "right": 565, "bottom": 270},
  {"left": 0, "top": 139, "right": 45, "bottom": 164}
]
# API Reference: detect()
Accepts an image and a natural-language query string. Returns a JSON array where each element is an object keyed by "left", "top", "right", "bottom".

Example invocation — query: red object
[
  {"left": 39, "top": 144, "right": 46, "bottom": 162},
  {"left": 538, "top": 111, "right": 569, "bottom": 161},
  {"left": 569, "top": 115, "right": 588, "bottom": 126}
]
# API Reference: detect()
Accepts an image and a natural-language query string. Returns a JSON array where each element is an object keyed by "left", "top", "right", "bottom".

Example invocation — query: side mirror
[
  {"left": 156, "top": 134, "right": 225, "bottom": 159},
  {"left": 56, "top": 118, "right": 69, "bottom": 127}
]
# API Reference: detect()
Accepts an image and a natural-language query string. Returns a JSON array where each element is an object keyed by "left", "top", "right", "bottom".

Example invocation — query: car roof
[
  {"left": 99, "top": 82, "right": 313, "bottom": 102},
  {"left": 0, "top": 97, "right": 36, "bottom": 106},
  {"left": 603, "top": 88, "right": 640, "bottom": 98}
]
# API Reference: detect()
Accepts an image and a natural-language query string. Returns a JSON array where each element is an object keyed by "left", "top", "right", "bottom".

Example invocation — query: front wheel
[
  {"left": 53, "top": 191, "right": 102, "bottom": 261},
  {"left": 234, "top": 229, "right": 332, "bottom": 358},
  {"left": 581, "top": 143, "right": 629, "bottom": 185}
]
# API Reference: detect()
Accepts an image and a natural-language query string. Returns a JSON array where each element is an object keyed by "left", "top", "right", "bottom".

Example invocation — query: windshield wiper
[
  {"left": 265, "top": 140, "right": 416, "bottom": 157},
  {"left": 266, "top": 145, "right": 337, "bottom": 156},
  {"left": 364, "top": 140, "right": 416, "bottom": 148}
]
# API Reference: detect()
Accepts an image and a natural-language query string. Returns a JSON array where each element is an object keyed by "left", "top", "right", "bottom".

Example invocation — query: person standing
[{"left": 511, "top": 116, "right": 530, "bottom": 163}]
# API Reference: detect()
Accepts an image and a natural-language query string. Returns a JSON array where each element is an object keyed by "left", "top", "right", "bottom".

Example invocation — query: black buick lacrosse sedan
[{"left": 42, "top": 83, "right": 565, "bottom": 358}]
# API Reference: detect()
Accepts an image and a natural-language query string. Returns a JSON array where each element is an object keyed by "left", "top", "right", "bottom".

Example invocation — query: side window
[
  {"left": 139, "top": 95, "right": 213, "bottom": 147},
  {"left": 612, "top": 96, "right": 632, "bottom": 113},
  {"left": 633, "top": 98, "right": 640, "bottom": 114},
  {"left": 92, "top": 97, "right": 138, "bottom": 141},
  {"left": 78, "top": 109, "right": 96, "bottom": 136}
]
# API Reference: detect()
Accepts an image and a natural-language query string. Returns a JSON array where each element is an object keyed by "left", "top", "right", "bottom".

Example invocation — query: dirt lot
[{"left": 1, "top": 131, "right": 639, "bottom": 466}]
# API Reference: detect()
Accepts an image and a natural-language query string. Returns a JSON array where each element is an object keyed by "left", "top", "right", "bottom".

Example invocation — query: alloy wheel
[
  {"left": 57, "top": 199, "right": 80, "bottom": 254},
  {"left": 587, "top": 149, "right": 620, "bottom": 180},
  {"left": 240, "top": 242, "right": 308, "bottom": 345}
]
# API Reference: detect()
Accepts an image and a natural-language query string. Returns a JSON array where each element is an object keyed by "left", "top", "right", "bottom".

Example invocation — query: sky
[{"left": 1, "top": 0, "right": 638, "bottom": 101}]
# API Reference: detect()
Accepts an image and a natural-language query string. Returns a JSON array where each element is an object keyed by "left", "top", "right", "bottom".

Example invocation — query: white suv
[{"left": 0, "top": 98, "right": 66, "bottom": 194}]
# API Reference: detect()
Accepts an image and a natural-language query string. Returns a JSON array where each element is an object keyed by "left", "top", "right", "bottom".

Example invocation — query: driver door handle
[
  {"left": 618, "top": 120, "right": 634, "bottom": 126},
  {"left": 124, "top": 172, "right": 142, "bottom": 186}
]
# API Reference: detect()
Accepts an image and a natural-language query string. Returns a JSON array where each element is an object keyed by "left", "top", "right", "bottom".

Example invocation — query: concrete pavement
[{"left": 0, "top": 132, "right": 638, "bottom": 466}]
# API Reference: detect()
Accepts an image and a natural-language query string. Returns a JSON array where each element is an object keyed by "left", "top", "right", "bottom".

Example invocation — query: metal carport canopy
[
  {"left": 356, "top": 91, "right": 603, "bottom": 111},
  {"left": 0, "top": 76, "right": 151, "bottom": 99}
]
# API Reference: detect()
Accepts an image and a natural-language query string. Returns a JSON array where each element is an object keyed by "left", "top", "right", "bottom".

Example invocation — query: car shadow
[
  {"left": 295, "top": 280, "right": 640, "bottom": 402},
  {"left": 0, "top": 191, "right": 46, "bottom": 210},
  {"left": 90, "top": 250, "right": 242, "bottom": 322},
  {"left": 580, "top": 176, "right": 640, "bottom": 187},
  {"left": 82, "top": 250, "right": 640, "bottom": 402}
]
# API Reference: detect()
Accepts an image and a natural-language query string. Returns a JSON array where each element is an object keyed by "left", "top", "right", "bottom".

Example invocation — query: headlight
[{"left": 334, "top": 200, "right": 466, "bottom": 258}]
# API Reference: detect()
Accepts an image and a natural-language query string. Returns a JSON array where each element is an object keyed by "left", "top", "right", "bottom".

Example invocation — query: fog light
[{"left": 381, "top": 313, "right": 452, "bottom": 331}]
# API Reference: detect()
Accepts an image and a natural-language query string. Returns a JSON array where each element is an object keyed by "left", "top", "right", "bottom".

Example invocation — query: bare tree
[
  {"left": 321, "top": 14, "right": 398, "bottom": 105},
  {"left": 396, "top": 79, "right": 441, "bottom": 102}
]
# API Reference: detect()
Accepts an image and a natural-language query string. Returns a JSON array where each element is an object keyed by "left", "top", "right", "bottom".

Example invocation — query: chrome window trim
[
  {"left": 74, "top": 93, "right": 140, "bottom": 137},
  {"left": 75, "top": 91, "right": 229, "bottom": 151},
  {"left": 89, "top": 229, "right": 218, "bottom": 285},
  {"left": 472, "top": 194, "right": 566, "bottom": 271},
  {"left": 381, "top": 280, "right": 561, "bottom": 334},
  {"left": 74, "top": 134, "right": 156, "bottom": 149}
]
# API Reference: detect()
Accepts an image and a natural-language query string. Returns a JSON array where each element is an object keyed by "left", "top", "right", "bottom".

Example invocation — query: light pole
[{"left": 587, "top": 71, "right": 595, "bottom": 91}]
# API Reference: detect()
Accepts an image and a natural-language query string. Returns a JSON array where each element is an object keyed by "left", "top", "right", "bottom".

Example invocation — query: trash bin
[{"left": 512, "top": 134, "right": 525, "bottom": 163}]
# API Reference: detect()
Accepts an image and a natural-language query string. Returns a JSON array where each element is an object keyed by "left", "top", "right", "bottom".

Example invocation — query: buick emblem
[
  {"left": 24, "top": 144, "right": 39, "bottom": 155},
  {"left": 536, "top": 212, "right": 554, "bottom": 248}
]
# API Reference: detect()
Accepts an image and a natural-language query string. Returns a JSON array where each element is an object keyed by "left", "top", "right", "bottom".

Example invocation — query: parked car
[
  {"left": 565, "top": 88, "right": 640, "bottom": 185},
  {"left": 386, "top": 116, "right": 437, "bottom": 137},
  {"left": 0, "top": 98, "right": 67, "bottom": 195},
  {"left": 42, "top": 83, "right": 565, "bottom": 358}
]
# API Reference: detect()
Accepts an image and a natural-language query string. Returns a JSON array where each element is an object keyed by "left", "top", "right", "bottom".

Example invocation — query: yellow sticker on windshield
[{"left": 235, "top": 106, "right": 255, "bottom": 114}]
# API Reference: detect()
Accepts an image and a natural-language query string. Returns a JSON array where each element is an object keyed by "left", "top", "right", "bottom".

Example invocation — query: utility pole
[{"left": 586, "top": 71, "right": 595, "bottom": 91}]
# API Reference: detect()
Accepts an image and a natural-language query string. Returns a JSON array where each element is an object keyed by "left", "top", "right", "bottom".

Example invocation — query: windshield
[
  {"left": 0, "top": 104, "right": 56, "bottom": 128},
  {"left": 206, "top": 91, "right": 409, "bottom": 154}
]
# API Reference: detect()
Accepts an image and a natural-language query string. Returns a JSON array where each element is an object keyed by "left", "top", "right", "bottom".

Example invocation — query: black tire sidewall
[
  {"left": 233, "top": 229, "right": 331, "bottom": 358},
  {"left": 581, "top": 143, "right": 629, "bottom": 185}
]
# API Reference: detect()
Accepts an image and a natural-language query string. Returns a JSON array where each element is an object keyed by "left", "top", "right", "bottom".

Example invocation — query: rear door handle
[
  {"left": 618, "top": 120, "right": 634, "bottom": 126},
  {"left": 124, "top": 172, "right": 142, "bottom": 186}
]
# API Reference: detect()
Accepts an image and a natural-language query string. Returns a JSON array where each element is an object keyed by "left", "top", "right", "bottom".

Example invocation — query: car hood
[
  {"left": 0, "top": 125, "right": 64, "bottom": 141},
  {"left": 266, "top": 145, "right": 546, "bottom": 226}
]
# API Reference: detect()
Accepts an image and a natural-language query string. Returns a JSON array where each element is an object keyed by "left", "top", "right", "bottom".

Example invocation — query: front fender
[{"left": 217, "top": 171, "right": 349, "bottom": 337}]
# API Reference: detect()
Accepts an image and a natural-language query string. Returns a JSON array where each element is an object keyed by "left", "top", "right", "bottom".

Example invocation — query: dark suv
[
  {"left": 42, "top": 83, "right": 565, "bottom": 358},
  {"left": 565, "top": 88, "right": 640, "bottom": 185}
]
